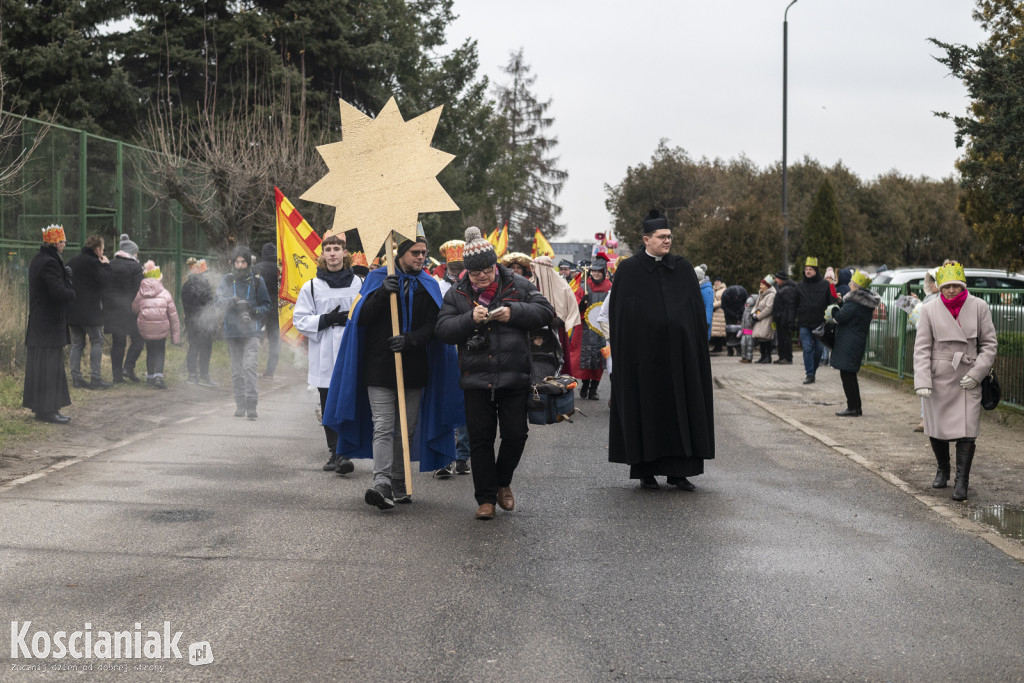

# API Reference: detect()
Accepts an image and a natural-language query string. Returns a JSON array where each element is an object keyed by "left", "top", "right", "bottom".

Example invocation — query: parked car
[{"left": 871, "top": 267, "right": 1024, "bottom": 329}]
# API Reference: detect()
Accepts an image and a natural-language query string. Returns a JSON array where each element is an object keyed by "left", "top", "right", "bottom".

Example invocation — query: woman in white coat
[
  {"left": 913, "top": 261, "right": 997, "bottom": 501},
  {"left": 751, "top": 276, "right": 776, "bottom": 364},
  {"left": 292, "top": 233, "right": 362, "bottom": 473}
]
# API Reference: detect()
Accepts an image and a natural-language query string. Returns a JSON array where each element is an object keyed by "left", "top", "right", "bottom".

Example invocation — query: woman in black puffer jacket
[
  {"left": 829, "top": 270, "right": 881, "bottom": 417},
  {"left": 435, "top": 228, "right": 554, "bottom": 521}
]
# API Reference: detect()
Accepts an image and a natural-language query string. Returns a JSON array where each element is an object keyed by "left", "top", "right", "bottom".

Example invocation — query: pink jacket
[{"left": 132, "top": 279, "right": 181, "bottom": 343}]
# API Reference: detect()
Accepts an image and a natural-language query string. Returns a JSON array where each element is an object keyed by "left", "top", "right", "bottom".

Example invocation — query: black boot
[
  {"left": 587, "top": 379, "right": 600, "bottom": 400},
  {"left": 929, "top": 437, "right": 950, "bottom": 489},
  {"left": 952, "top": 440, "right": 976, "bottom": 501},
  {"left": 579, "top": 379, "right": 591, "bottom": 399}
]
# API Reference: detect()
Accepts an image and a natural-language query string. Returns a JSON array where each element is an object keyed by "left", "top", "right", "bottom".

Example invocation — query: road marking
[{"left": 729, "top": 387, "right": 1024, "bottom": 565}]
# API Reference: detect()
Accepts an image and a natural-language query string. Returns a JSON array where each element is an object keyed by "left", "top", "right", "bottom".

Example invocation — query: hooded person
[
  {"left": 181, "top": 258, "right": 217, "bottom": 386},
  {"left": 322, "top": 231, "right": 462, "bottom": 510},
  {"left": 253, "top": 242, "right": 281, "bottom": 379},
  {"left": 530, "top": 254, "right": 581, "bottom": 375},
  {"left": 104, "top": 233, "right": 146, "bottom": 383},
  {"left": 217, "top": 245, "right": 272, "bottom": 419},
  {"left": 132, "top": 261, "right": 181, "bottom": 388},
  {"left": 607, "top": 209, "right": 715, "bottom": 491},
  {"left": 23, "top": 225, "right": 76, "bottom": 423},
  {"left": 570, "top": 256, "right": 612, "bottom": 399}
]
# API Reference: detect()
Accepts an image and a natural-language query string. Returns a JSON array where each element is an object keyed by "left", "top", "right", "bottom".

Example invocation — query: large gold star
[{"left": 301, "top": 97, "right": 459, "bottom": 257}]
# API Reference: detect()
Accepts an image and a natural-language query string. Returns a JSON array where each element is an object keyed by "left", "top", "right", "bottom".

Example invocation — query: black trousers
[
  {"left": 464, "top": 387, "right": 529, "bottom": 505},
  {"left": 776, "top": 323, "right": 794, "bottom": 361},
  {"left": 110, "top": 330, "right": 144, "bottom": 376},
  {"left": 318, "top": 387, "right": 339, "bottom": 454},
  {"left": 144, "top": 338, "right": 166, "bottom": 377},
  {"left": 840, "top": 370, "right": 861, "bottom": 411}
]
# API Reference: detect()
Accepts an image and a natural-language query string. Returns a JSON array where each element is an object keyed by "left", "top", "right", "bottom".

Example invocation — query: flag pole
[{"left": 387, "top": 230, "right": 414, "bottom": 494}]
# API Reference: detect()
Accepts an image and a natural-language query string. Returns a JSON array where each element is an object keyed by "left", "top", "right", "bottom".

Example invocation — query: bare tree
[{"left": 0, "top": 72, "right": 51, "bottom": 197}]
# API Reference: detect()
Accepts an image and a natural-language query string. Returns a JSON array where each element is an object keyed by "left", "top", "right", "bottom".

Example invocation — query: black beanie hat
[
  {"left": 462, "top": 227, "right": 497, "bottom": 271},
  {"left": 396, "top": 235, "right": 427, "bottom": 259},
  {"left": 642, "top": 209, "right": 668, "bottom": 234}
]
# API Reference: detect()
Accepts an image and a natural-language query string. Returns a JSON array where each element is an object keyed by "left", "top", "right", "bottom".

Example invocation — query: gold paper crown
[
  {"left": 936, "top": 262, "right": 966, "bottom": 287},
  {"left": 42, "top": 224, "right": 66, "bottom": 244},
  {"left": 805, "top": 256, "right": 819, "bottom": 267},
  {"left": 500, "top": 252, "right": 532, "bottom": 268},
  {"left": 349, "top": 251, "right": 368, "bottom": 268},
  {"left": 438, "top": 239, "right": 465, "bottom": 263},
  {"left": 851, "top": 270, "right": 872, "bottom": 289}
]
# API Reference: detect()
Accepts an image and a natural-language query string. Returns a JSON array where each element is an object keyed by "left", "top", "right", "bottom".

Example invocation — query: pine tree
[
  {"left": 492, "top": 49, "right": 567, "bottom": 249},
  {"left": 801, "top": 179, "right": 843, "bottom": 271}
]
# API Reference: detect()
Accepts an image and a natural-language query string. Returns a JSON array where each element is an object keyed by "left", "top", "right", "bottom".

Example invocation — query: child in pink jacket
[{"left": 132, "top": 261, "right": 181, "bottom": 389}]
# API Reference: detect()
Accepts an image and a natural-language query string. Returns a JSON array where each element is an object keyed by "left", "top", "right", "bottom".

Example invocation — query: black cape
[{"left": 608, "top": 249, "right": 715, "bottom": 478}]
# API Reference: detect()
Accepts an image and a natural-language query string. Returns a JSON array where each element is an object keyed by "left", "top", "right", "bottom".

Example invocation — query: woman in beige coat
[
  {"left": 913, "top": 262, "right": 997, "bottom": 501},
  {"left": 752, "top": 276, "right": 776, "bottom": 364},
  {"left": 710, "top": 279, "right": 727, "bottom": 353}
]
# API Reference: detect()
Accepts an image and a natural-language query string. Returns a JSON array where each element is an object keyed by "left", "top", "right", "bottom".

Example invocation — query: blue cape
[{"left": 322, "top": 267, "right": 463, "bottom": 471}]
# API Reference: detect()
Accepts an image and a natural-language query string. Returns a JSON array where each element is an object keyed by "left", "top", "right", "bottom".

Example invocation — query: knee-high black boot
[
  {"left": 579, "top": 379, "right": 591, "bottom": 399},
  {"left": 929, "top": 437, "right": 950, "bottom": 488},
  {"left": 952, "top": 440, "right": 976, "bottom": 501}
]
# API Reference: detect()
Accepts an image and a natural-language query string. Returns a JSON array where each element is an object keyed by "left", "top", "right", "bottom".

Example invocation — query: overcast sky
[{"left": 445, "top": 0, "right": 987, "bottom": 243}]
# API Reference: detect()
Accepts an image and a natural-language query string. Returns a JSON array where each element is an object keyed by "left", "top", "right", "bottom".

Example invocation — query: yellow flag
[
  {"left": 494, "top": 223, "right": 508, "bottom": 257},
  {"left": 531, "top": 227, "right": 554, "bottom": 259},
  {"left": 275, "top": 187, "right": 322, "bottom": 348}
]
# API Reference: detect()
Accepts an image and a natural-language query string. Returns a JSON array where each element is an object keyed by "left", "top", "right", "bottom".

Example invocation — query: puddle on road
[{"left": 960, "top": 504, "right": 1024, "bottom": 541}]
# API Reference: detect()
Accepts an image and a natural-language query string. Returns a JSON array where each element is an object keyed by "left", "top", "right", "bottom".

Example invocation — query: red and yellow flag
[
  {"left": 530, "top": 227, "right": 554, "bottom": 259},
  {"left": 275, "top": 187, "right": 322, "bottom": 347},
  {"left": 568, "top": 271, "right": 582, "bottom": 295}
]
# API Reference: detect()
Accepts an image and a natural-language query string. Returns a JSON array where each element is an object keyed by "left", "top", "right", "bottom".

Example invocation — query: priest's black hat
[{"left": 642, "top": 209, "right": 668, "bottom": 234}]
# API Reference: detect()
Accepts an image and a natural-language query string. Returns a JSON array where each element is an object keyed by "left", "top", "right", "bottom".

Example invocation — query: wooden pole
[{"left": 387, "top": 231, "right": 414, "bottom": 494}]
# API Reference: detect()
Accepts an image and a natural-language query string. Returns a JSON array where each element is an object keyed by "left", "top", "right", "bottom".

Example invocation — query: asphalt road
[{"left": 1, "top": 380, "right": 1022, "bottom": 681}]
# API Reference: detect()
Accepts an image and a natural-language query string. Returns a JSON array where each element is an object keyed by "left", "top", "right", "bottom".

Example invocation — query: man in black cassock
[
  {"left": 607, "top": 210, "right": 715, "bottom": 490},
  {"left": 23, "top": 225, "right": 76, "bottom": 424}
]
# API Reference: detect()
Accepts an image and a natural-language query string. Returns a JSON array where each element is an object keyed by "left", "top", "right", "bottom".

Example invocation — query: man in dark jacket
[
  {"left": 252, "top": 242, "right": 280, "bottom": 378},
  {"left": 720, "top": 284, "right": 748, "bottom": 357},
  {"left": 217, "top": 246, "right": 271, "bottom": 419},
  {"left": 103, "top": 233, "right": 145, "bottom": 383},
  {"left": 772, "top": 271, "right": 799, "bottom": 365},
  {"left": 795, "top": 257, "right": 838, "bottom": 384},
  {"left": 181, "top": 257, "right": 217, "bottom": 386},
  {"left": 436, "top": 227, "right": 555, "bottom": 521},
  {"left": 23, "top": 225, "right": 76, "bottom": 423},
  {"left": 67, "top": 234, "right": 113, "bottom": 389}
]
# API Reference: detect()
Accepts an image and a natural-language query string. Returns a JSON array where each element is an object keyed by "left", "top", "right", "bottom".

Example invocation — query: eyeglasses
[
  {"left": 468, "top": 269, "right": 491, "bottom": 278},
  {"left": 408, "top": 249, "right": 427, "bottom": 257},
  {"left": 649, "top": 233, "right": 673, "bottom": 241}
]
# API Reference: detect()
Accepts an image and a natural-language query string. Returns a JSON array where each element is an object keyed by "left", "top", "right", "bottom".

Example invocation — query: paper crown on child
[
  {"left": 186, "top": 257, "right": 207, "bottom": 274},
  {"left": 805, "top": 256, "right": 819, "bottom": 268},
  {"left": 851, "top": 270, "right": 872, "bottom": 289},
  {"left": 42, "top": 224, "right": 66, "bottom": 244},
  {"left": 143, "top": 260, "right": 162, "bottom": 280},
  {"left": 935, "top": 262, "right": 966, "bottom": 288},
  {"left": 438, "top": 239, "right": 465, "bottom": 264}
]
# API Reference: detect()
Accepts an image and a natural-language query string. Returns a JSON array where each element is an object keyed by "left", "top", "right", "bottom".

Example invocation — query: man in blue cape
[{"left": 323, "top": 234, "right": 462, "bottom": 511}]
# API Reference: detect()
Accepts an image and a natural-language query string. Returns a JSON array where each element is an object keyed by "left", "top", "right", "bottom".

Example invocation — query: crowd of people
[{"left": 23, "top": 213, "right": 997, "bottom": 514}]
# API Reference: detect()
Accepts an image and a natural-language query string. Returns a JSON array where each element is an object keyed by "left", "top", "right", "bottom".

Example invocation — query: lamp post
[{"left": 782, "top": 0, "right": 799, "bottom": 275}]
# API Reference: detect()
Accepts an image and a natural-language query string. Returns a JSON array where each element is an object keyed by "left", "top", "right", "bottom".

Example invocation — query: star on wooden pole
[{"left": 300, "top": 97, "right": 459, "bottom": 255}]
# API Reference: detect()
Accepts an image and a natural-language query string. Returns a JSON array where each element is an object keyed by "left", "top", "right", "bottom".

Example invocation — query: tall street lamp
[{"left": 782, "top": 0, "right": 799, "bottom": 275}]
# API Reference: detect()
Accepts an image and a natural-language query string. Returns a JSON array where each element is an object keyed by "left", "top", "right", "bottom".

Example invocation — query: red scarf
[
  {"left": 941, "top": 289, "right": 968, "bottom": 320},
  {"left": 473, "top": 280, "right": 500, "bottom": 307}
]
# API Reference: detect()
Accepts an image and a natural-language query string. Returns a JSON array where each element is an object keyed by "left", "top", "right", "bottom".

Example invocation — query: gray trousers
[
  {"left": 227, "top": 337, "right": 260, "bottom": 407},
  {"left": 367, "top": 385, "right": 422, "bottom": 487},
  {"left": 69, "top": 324, "right": 104, "bottom": 381}
]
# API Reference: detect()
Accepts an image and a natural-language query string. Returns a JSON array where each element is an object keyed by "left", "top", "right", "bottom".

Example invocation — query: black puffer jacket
[
  {"left": 795, "top": 274, "right": 837, "bottom": 329},
  {"left": 435, "top": 264, "right": 555, "bottom": 391},
  {"left": 252, "top": 243, "right": 279, "bottom": 304},
  {"left": 773, "top": 278, "right": 799, "bottom": 327},
  {"left": 103, "top": 255, "right": 144, "bottom": 335},
  {"left": 67, "top": 246, "right": 112, "bottom": 327},
  {"left": 829, "top": 287, "right": 881, "bottom": 373}
]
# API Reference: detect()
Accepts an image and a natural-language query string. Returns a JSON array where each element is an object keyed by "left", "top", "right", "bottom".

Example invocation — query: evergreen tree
[
  {"left": 800, "top": 179, "right": 843, "bottom": 271},
  {"left": 492, "top": 48, "right": 567, "bottom": 249}
]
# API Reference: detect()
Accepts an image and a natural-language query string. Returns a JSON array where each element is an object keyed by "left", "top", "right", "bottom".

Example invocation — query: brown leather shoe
[
  {"left": 475, "top": 503, "right": 495, "bottom": 520},
  {"left": 497, "top": 486, "right": 514, "bottom": 511}
]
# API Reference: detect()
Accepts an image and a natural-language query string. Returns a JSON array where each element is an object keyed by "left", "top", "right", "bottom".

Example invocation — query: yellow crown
[
  {"left": 439, "top": 240, "right": 465, "bottom": 263},
  {"left": 349, "top": 251, "right": 368, "bottom": 268},
  {"left": 805, "top": 256, "right": 819, "bottom": 268},
  {"left": 144, "top": 266, "right": 162, "bottom": 279},
  {"left": 42, "top": 224, "right": 66, "bottom": 244},
  {"left": 936, "top": 262, "right": 966, "bottom": 287},
  {"left": 851, "top": 270, "right": 872, "bottom": 289}
]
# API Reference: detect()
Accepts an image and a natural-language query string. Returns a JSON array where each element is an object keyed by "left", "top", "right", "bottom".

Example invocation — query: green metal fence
[
  {"left": 0, "top": 112, "right": 209, "bottom": 292},
  {"left": 866, "top": 283, "right": 1024, "bottom": 409}
]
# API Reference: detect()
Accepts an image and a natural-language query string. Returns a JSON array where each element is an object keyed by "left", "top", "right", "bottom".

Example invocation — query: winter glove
[
  {"left": 916, "top": 388, "right": 932, "bottom": 398},
  {"left": 387, "top": 334, "right": 409, "bottom": 352},
  {"left": 64, "top": 265, "right": 73, "bottom": 282},
  {"left": 960, "top": 375, "right": 979, "bottom": 390},
  {"left": 318, "top": 306, "right": 348, "bottom": 330},
  {"left": 551, "top": 316, "right": 564, "bottom": 329},
  {"left": 381, "top": 274, "right": 401, "bottom": 294}
]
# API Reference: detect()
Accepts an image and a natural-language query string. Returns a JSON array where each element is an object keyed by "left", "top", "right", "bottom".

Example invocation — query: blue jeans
[
  {"left": 799, "top": 326, "right": 824, "bottom": 377},
  {"left": 454, "top": 423, "right": 470, "bottom": 462}
]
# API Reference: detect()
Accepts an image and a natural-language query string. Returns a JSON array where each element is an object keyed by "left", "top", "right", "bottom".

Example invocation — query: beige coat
[
  {"left": 711, "top": 281, "right": 727, "bottom": 338},
  {"left": 913, "top": 295, "right": 997, "bottom": 440},
  {"left": 752, "top": 286, "right": 776, "bottom": 341}
]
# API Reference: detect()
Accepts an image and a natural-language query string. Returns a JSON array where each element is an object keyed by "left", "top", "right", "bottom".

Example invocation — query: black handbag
[
  {"left": 811, "top": 320, "right": 837, "bottom": 349},
  {"left": 981, "top": 370, "right": 1000, "bottom": 410}
]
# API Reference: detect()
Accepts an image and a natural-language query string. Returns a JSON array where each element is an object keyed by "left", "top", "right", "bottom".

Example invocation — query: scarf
[
  {"left": 941, "top": 288, "right": 968, "bottom": 320},
  {"left": 473, "top": 280, "right": 500, "bottom": 307},
  {"left": 317, "top": 266, "right": 355, "bottom": 289},
  {"left": 394, "top": 270, "right": 421, "bottom": 333}
]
